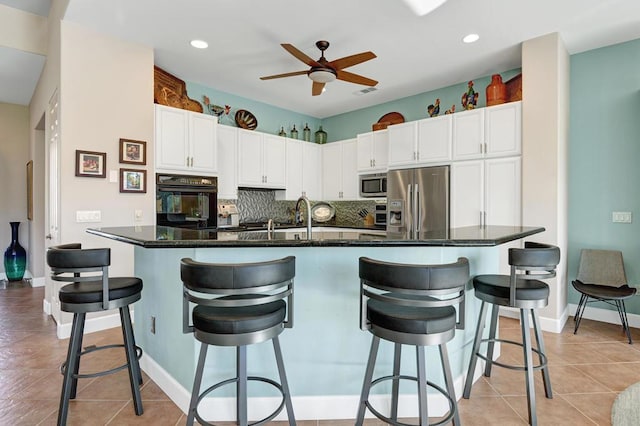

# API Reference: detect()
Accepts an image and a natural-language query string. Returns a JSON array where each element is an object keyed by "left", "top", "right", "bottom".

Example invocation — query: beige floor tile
[
  {"left": 38, "top": 400, "right": 129, "bottom": 426},
  {"left": 458, "top": 395, "right": 526, "bottom": 425},
  {"left": 0, "top": 399, "right": 58, "bottom": 425},
  {"left": 574, "top": 362, "right": 640, "bottom": 392},
  {"left": 106, "top": 400, "right": 183, "bottom": 425},
  {"left": 503, "top": 394, "right": 596, "bottom": 425},
  {"left": 561, "top": 392, "right": 617, "bottom": 425},
  {"left": 544, "top": 364, "right": 610, "bottom": 394}
]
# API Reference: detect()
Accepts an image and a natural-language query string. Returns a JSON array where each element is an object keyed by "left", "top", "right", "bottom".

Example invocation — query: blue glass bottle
[{"left": 4, "top": 222, "right": 26, "bottom": 281}]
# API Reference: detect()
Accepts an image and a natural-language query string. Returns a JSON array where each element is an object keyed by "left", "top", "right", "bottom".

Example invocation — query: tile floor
[{"left": 1, "top": 284, "right": 638, "bottom": 425}]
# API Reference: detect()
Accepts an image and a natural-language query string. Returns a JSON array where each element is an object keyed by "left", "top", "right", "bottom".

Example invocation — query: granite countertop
[{"left": 86, "top": 225, "right": 545, "bottom": 248}]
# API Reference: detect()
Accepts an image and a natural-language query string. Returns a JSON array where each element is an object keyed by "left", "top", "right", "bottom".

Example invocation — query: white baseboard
[
  {"left": 56, "top": 309, "right": 134, "bottom": 339},
  {"left": 31, "top": 276, "right": 45, "bottom": 287},
  {"left": 140, "top": 352, "right": 483, "bottom": 421},
  {"left": 43, "top": 298, "right": 51, "bottom": 315},
  {"left": 567, "top": 303, "right": 640, "bottom": 329},
  {"left": 499, "top": 305, "right": 570, "bottom": 333}
]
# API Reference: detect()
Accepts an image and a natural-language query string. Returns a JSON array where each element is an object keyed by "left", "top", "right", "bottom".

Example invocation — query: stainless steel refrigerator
[{"left": 387, "top": 165, "right": 449, "bottom": 237}]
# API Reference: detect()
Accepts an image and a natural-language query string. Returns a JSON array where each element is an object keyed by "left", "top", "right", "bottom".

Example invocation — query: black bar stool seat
[
  {"left": 47, "top": 243, "right": 144, "bottom": 426},
  {"left": 181, "top": 256, "right": 296, "bottom": 426},
  {"left": 463, "top": 241, "right": 560, "bottom": 426},
  {"left": 356, "top": 256, "right": 469, "bottom": 426}
]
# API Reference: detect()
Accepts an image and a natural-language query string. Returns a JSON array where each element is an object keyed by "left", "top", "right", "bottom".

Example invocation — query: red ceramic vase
[{"left": 486, "top": 74, "right": 507, "bottom": 106}]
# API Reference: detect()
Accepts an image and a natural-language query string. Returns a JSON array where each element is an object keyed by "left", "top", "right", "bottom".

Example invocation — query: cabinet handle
[
  {"left": 186, "top": 156, "right": 189, "bottom": 166},
  {"left": 373, "top": 159, "right": 376, "bottom": 167},
  {"left": 484, "top": 143, "right": 487, "bottom": 154},
  {"left": 417, "top": 151, "right": 419, "bottom": 160}
]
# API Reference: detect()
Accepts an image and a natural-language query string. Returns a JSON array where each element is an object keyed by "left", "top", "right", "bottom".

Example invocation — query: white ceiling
[{"left": 3, "top": 0, "right": 640, "bottom": 116}]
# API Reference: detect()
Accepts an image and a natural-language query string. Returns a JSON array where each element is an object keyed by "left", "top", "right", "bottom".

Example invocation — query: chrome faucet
[
  {"left": 295, "top": 194, "right": 312, "bottom": 239},
  {"left": 266, "top": 218, "right": 275, "bottom": 238}
]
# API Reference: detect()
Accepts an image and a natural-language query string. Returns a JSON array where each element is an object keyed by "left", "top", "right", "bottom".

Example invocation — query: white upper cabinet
[
  {"left": 388, "top": 116, "right": 452, "bottom": 168},
  {"left": 322, "top": 138, "right": 359, "bottom": 200},
  {"left": 155, "top": 104, "right": 218, "bottom": 175},
  {"left": 452, "top": 108, "right": 485, "bottom": 160},
  {"left": 452, "top": 101, "right": 522, "bottom": 160},
  {"left": 237, "top": 129, "right": 286, "bottom": 189},
  {"left": 277, "top": 139, "right": 322, "bottom": 200},
  {"left": 484, "top": 101, "right": 522, "bottom": 158},
  {"left": 357, "top": 130, "right": 388, "bottom": 172},
  {"left": 216, "top": 125, "right": 238, "bottom": 199}
]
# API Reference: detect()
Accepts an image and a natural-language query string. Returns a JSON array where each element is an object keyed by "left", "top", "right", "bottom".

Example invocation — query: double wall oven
[{"left": 156, "top": 174, "right": 217, "bottom": 229}]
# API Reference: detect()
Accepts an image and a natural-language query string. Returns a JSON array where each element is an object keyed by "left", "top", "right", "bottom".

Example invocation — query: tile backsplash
[{"left": 219, "top": 189, "right": 380, "bottom": 227}]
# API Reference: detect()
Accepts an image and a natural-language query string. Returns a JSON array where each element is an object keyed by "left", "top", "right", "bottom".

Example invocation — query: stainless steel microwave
[{"left": 359, "top": 173, "right": 387, "bottom": 198}]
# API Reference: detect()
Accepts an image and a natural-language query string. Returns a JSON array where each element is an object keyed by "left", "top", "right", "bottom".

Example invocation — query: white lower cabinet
[
  {"left": 277, "top": 139, "right": 321, "bottom": 200},
  {"left": 216, "top": 125, "right": 238, "bottom": 199},
  {"left": 322, "top": 139, "right": 359, "bottom": 200},
  {"left": 237, "top": 129, "right": 286, "bottom": 189},
  {"left": 450, "top": 157, "right": 521, "bottom": 227}
]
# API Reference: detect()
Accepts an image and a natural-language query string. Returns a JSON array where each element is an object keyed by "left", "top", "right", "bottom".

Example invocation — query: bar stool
[
  {"left": 181, "top": 256, "right": 296, "bottom": 426},
  {"left": 356, "top": 256, "right": 469, "bottom": 426},
  {"left": 463, "top": 242, "right": 560, "bottom": 426},
  {"left": 46, "top": 243, "right": 144, "bottom": 426}
]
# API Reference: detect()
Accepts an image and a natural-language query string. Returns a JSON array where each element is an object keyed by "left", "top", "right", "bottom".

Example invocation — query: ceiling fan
[{"left": 260, "top": 41, "right": 378, "bottom": 96}]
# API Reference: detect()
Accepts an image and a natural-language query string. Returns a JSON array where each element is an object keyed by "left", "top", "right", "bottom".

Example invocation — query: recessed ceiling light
[
  {"left": 190, "top": 39, "right": 208, "bottom": 49},
  {"left": 463, "top": 33, "right": 480, "bottom": 44},
  {"left": 403, "top": 0, "right": 448, "bottom": 16}
]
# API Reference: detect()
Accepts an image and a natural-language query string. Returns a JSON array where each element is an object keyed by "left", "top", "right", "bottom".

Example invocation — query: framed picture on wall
[
  {"left": 119, "top": 138, "right": 147, "bottom": 165},
  {"left": 120, "top": 168, "right": 147, "bottom": 193},
  {"left": 75, "top": 150, "right": 106, "bottom": 178}
]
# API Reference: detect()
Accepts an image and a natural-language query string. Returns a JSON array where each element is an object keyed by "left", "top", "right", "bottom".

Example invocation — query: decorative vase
[
  {"left": 290, "top": 125, "right": 298, "bottom": 139},
  {"left": 315, "top": 126, "right": 327, "bottom": 144},
  {"left": 278, "top": 126, "right": 287, "bottom": 137},
  {"left": 486, "top": 74, "right": 507, "bottom": 106},
  {"left": 4, "top": 222, "right": 26, "bottom": 282},
  {"left": 303, "top": 123, "right": 311, "bottom": 142}
]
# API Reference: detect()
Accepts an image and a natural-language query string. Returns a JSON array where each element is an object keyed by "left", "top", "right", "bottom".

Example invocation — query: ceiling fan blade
[
  {"left": 329, "top": 51, "right": 376, "bottom": 70},
  {"left": 336, "top": 70, "right": 378, "bottom": 87},
  {"left": 281, "top": 44, "right": 322, "bottom": 67},
  {"left": 260, "top": 70, "right": 309, "bottom": 80},
  {"left": 312, "top": 81, "right": 325, "bottom": 96}
]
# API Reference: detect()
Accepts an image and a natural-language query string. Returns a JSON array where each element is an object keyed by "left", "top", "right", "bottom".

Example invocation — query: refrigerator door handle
[
  {"left": 407, "top": 184, "right": 413, "bottom": 234},
  {"left": 414, "top": 183, "right": 420, "bottom": 233}
]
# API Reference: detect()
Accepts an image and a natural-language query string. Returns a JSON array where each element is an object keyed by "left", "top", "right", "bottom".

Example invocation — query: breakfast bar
[{"left": 88, "top": 224, "right": 543, "bottom": 421}]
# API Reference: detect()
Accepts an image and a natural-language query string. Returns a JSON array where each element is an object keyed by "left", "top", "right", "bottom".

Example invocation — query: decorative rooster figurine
[{"left": 461, "top": 80, "right": 479, "bottom": 110}]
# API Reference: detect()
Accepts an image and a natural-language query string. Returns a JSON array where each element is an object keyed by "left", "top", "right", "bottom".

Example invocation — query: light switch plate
[
  {"left": 612, "top": 211, "right": 632, "bottom": 223},
  {"left": 76, "top": 210, "right": 101, "bottom": 223}
]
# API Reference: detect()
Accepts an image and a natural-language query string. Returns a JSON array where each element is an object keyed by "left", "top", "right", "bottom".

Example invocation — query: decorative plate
[
  {"left": 235, "top": 109, "right": 258, "bottom": 130},
  {"left": 311, "top": 202, "right": 336, "bottom": 223},
  {"left": 377, "top": 112, "right": 405, "bottom": 126}
]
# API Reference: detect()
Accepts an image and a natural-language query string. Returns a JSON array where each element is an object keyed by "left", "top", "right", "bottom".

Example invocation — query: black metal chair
[
  {"left": 462, "top": 241, "right": 560, "bottom": 426},
  {"left": 46, "top": 243, "right": 143, "bottom": 426},
  {"left": 181, "top": 256, "right": 296, "bottom": 426},
  {"left": 356, "top": 256, "right": 469, "bottom": 426},
  {"left": 572, "top": 249, "right": 636, "bottom": 344}
]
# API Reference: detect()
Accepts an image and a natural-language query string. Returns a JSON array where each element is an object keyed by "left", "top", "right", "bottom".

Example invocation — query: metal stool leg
[
  {"left": 531, "top": 309, "right": 552, "bottom": 398},
  {"left": 68, "top": 314, "right": 86, "bottom": 400},
  {"left": 58, "top": 313, "right": 85, "bottom": 426},
  {"left": 573, "top": 294, "right": 588, "bottom": 334},
  {"left": 463, "top": 301, "right": 489, "bottom": 398},
  {"left": 391, "top": 342, "right": 402, "bottom": 422},
  {"left": 521, "top": 309, "right": 537, "bottom": 426},
  {"left": 237, "top": 345, "right": 248, "bottom": 426},
  {"left": 439, "top": 343, "right": 460, "bottom": 426},
  {"left": 120, "top": 306, "right": 143, "bottom": 415},
  {"left": 273, "top": 336, "right": 296, "bottom": 425},
  {"left": 416, "top": 345, "right": 428, "bottom": 425},
  {"left": 484, "top": 304, "right": 499, "bottom": 377},
  {"left": 356, "top": 336, "right": 380, "bottom": 426},
  {"left": 187, "top": 342, "right": 208, "bottom": 426},
  {"left": 616, "top": 300, "right": 633, "bottom": 344}
]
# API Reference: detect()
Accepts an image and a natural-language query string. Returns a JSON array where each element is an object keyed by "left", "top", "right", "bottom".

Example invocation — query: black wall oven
[{"left": 156, "top": 174, "right": 217, "bottom": 229}]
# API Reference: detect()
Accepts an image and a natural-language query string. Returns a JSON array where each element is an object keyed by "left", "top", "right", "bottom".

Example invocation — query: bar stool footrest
[
  {"left": 364, "top": 374, "right": 456, "bottom": 426},
  {"left": 194, "top": 376, "right": 287, "bottom": 426},
  {"left": 60, "top": 343, "right": 143, "bottom": 379},
  {"left": 476, "top": 337, "right": 548, "bottom": 371}
]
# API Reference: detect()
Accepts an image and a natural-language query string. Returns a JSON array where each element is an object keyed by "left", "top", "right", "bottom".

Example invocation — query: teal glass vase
[{"left": 4, "top": 222, "right": 26, "bottom": 281}]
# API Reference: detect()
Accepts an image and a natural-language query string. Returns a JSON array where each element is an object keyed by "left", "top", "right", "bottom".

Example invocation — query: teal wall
[
  {"left": 186, "top": 81, "right": 321, "bottom": 137},
  {"left": 323, "top": 69, "right": 521, "bottom": 142},
  {"left": 568, "top": 38, "right": 640, "bottom": 312}
]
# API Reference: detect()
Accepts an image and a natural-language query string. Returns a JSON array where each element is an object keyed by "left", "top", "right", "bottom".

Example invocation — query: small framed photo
[
  {"left": 75, "top": 150, "right": 106, "bottom": 178},
  {"left": 120, "top": 168, "right": 147, "bottom": 193},
  {"left": 119, "top": 138, "right": 147, "bottom": 165}
]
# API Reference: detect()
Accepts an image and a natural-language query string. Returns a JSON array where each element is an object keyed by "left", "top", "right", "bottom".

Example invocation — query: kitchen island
[{"left": 87, "top": 225, "right": 543, "bottom": 421}]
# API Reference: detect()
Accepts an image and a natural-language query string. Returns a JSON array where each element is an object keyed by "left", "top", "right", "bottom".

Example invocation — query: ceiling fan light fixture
[{"left": 308, "top": 69, "right": 337, "bottom": 83}]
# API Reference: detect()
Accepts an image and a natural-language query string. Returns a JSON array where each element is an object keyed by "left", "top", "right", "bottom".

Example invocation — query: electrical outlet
[
  {"left": 612, "top": 211, "right": 632, "bottom": 223},
  {"left": 134, "top": 209, "right": 143, "bottom": 222},
  {"left": 150, "top": 316, "right": 156, "bottom": 334},
  {"left": 76, "top": 210, "right": 101, "bottom": 223}
]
